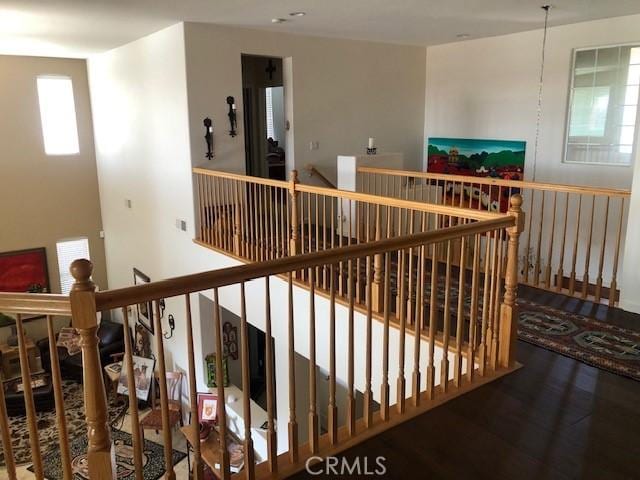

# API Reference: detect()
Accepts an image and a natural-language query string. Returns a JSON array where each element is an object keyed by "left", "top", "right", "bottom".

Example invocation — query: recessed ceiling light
[
  {"left": 289, "top": 12, "right": 306, "bottom": 17},
  {"left": 272, "top": 18, "right": 287, "bottom": 24},
  {"left": 456, "top": 33, "right": 471, "bottom": 39}
]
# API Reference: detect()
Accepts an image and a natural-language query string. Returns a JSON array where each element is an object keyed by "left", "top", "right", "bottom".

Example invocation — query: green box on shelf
[{"left": 205, "top": 353, "right": 229, "bottom": 388}]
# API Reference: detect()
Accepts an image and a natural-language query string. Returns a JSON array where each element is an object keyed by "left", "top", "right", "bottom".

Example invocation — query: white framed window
[
  {"left": 56, "top": 238, "right": 90, "bottom": 294},
  {"left": 265, "top": 87, "right": 275, "bottom": 139},
  {"left": 564, "top": 44, "right": 640, "bottom": 166},
  {"left": 36, "top": 76, "right": 80, "bottom": 155}
]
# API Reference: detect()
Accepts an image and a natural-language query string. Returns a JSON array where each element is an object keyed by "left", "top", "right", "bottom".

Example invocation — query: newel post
[
  {"left": 499, "top": 195, "right": 525, "bottom": 369},
  {"left": 69, "top": 259, "right": 116, "bottom": 479},
  {"left": 289, "top": 170, "right": 301, "bottom": 257}
]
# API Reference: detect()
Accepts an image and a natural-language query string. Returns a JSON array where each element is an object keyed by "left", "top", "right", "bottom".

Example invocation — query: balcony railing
[
  {"left": 357, "top": 166, "right": 630, "bottom": 306},
  {"left": 0, "top": 168, "right": 523, "bottom": 479}
]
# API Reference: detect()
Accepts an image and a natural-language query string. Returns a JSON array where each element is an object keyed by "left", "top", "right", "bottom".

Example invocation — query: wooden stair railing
[
  {"left": 357, "top": 165, "right": 630, "bottom": 307},
  {"left": 90, "top": 200, "right": 522, "bottom": 479},
  {"left": 304, "top": 164, "right": 336, "bottom": 189}
]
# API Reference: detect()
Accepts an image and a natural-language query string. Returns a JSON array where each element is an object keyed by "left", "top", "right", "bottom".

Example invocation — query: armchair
[{"left": 37, "top": 319, "right": 125, "bottom": 383}]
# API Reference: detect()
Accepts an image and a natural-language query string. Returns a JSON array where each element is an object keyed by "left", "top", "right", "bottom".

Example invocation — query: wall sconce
[
  {"left": 226, "top": 96, "right": 237, "bottom": 137},
  {"left": 164, "top": 314, "right": 175, "bottom": 339},
  {"left": 203, "top": 117, "right": 214, "bottom": 159}
]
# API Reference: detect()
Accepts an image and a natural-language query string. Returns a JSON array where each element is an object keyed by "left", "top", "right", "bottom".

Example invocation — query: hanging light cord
[{"left": 532, "top": 5, "right": 551, "bottom": 182}]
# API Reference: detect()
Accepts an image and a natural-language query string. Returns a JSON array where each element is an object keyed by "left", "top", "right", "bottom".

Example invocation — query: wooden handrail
[
  {"left": 193, "top": 167, "right": 502, "bottom": 221},
  {"left": 0, "top": 293, "right": 71, "bottom": 315},
  {"left": 357, "top": 165, "right": 631, "bottom": 197},
  {"left": 294, "top": 182, "right": 503, "bottom": 221},
  {"left": 304, "top": 164, "right": 337, "bottom": 189},
  {"left": 96, "top": 216, "right": 514, "bottom": 310},
  {"left": 193, "top": 167, "right": 289, "bottom": 189}
]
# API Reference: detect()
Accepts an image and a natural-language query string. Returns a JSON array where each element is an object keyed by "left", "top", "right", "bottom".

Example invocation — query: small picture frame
[
  {"left": 133, "top": 268, "right": 154, "bottom": 334},
  {"left": 197, "top": 393, "right": 218, "bottom": 424}
]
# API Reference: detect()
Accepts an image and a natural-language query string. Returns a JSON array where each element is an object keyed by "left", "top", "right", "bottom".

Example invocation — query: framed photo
[
  {"left": 197, "top": 393, "right": 218, "bottom": 424},
  {"left": 133, "top": 268, "right": 153, "bottom": 334},
  {"left": 0, "top": 248, "right": 49, "bottom": 293},
  {"left": 205, "top": 353, "right": 229, "bottom": 388},
  {"left": 117, "top": 355, "right": 155, "bottom": 401}
]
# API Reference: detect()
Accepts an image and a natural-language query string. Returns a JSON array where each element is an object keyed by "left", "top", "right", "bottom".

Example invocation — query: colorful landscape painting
[
  {"left": 427, "top": 137, "right": 526, "bottom": 212},
  {"left": 427, "top": 137, "right": 525, "bottom": 178}
]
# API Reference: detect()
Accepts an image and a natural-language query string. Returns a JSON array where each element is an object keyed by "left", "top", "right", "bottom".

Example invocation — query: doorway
[{"left": 241, "top": 55, "right": 286, "bottom": 180}]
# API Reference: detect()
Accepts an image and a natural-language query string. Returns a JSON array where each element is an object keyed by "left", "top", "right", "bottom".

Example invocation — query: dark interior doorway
[{"left": 241, "top": 54, "right": 286, "bottom": 180}]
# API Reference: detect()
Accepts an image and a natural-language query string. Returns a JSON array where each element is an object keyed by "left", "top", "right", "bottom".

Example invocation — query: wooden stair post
[
  {"left": 370, "top": 205, "right": 384, "bottom": 313},
  {"left": 289, "top": 170, "right": 301, "bottom": 260},
  {"left": 70, "top": 259, "right": 116, "bottom": 479},
  {"left": 499, "top": 195, "right": 525, "bottom": 369}
]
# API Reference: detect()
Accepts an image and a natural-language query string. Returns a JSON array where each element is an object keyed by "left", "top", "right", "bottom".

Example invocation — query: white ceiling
[{"left": 2, "top": 0, "right": 640, "bottom": 58}]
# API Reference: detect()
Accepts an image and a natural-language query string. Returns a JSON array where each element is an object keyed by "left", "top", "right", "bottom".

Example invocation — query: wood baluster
[
  {"left": 315, "top": 195, "right": 320, "bottom": 280},
  {"left": 479, "top": 233, "right": 492, "bottom": 376},
  {"left": 426, "top": 242, "right": 438, "bottom": 399},
  {"left": 595, "top": 197, "right": 610, "bottom": 303},
  {"left": 0, "top": 355, "right": 16, "bottom": 479},
  {"left": 569, "top": 195, "right": 583, "bottom": 296},
  {"left": 69, "top": 260, "right": 115, "bottom": 479},
  {"left": 491, "top": 230, "right": 505, "bottom": 370},
  {"left": 338, "top": 194, "right": 344, "bottom": 296},
  {"left": 153, "top": 300, "right": 176, "bottom": 480},
  {"left": 609, "top": 198, "right": 625, "bottom": 306},
  {"left": 381, "top": 252, "right": 391, "bottom": 421},
  {"left": 274, "top": 185, "right": 281, "bottom": 258},
  {"left": 323, "top": 196, "right": 328, "bottom": 290},
  {"left": 499, "top": 195, "right": 524, "bottom": 368},
  {"left": 454, "top": 235, "right": 466, "bottom": 387},
  {"left": 233, "top": 180, "right": 242, "bottom": 255},
  {"left": 287, "top": 273, "right": 298, "bottom": 462},
  {"left": 213, "top": 177, "right": 222, "bottom": 249},
  {"left": 406, "top": 210, "right": 416, "bottom": 326},
  {"left": 183, "top": 296, "right": 205, "bottom": 480},
  {"left": 523, "top": 190, "right": 535, "bottom": 284},
  {"left": 238, "top": 285, "right": 255, "bottom": 479},
  {"left": 533, "top": 191, "right": 545, "bottom": 287},
  {"left": 396, "top": 248, "right": 407, "bottom": 414},
  {"left": 202, "top": 175, "right": 210, "bottom": 245},
  {"left": 467, "top": 234, "right": 481, "bottom": 382},
  {"left": 289, "top": 170, "right": 300, "bottom": 259},
  {"left": 264, "top": 278, "right": 277, "bottom": 472},
  {"left": 328, "top": 264, "right": 338, "bottom": 444},
  {"left": 266, "top": 185, "right": 273, "bottom": 259},
  {"left": 213, "top": 289, "right": 230, "bottom": 479},
  {"left": 557, "top": 192, "right": 570, "bottom": 292},
  {"left": 545, "top": 191, "right": 558, "bottom": 288},
  {"left": 440, "top": 241, "right": 452, "bottom": 392},
  {"left": 412, "top": 241, "right": 425, "bottom": 406},
  {"left": 364, "top": 256, "right": 374, "bottom": 427},
  {"left": 121, "top": 308, "right": 144, "bottom": 480},
  {"left": 371, "top": 205, "right": 383, "bottom": 313},
  {"left": 486, "top": 230, "right": 499, "bottom": 369},
  {"left": 356, "top": 201, "right": 362, "bottom": 304},
  {"left": 582, "top": 196, "right": 596, "bottom": 299},
  {"left": 347, "top": 258, "right": 356, "bottom": 435},
  {"left": 15, "top": 313, "right": 44, "bottom": 478},
  {"left": 308, "top": 268, "right": 319, "bottom": 453},
  {"left": 247, "top": 183, "right": 254, "bottom": 260}
]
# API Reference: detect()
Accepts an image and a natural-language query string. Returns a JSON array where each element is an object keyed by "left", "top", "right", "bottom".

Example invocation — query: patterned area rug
[
  {"left": 0, "top": 380, "right": 127, "bottom": 466},
  {"left": 517, "top": 299, "right": 640, "bottom": 381},
  {"left": 28, "top": 428, "right": 186, "bottom": 479}
]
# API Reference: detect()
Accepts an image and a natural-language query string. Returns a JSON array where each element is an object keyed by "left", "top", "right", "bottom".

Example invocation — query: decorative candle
[
  {"left": 368, "top": 137, "right": 375, "bottom": 149},
  {"left": 232, "top": 103, "right": 237, "bottom": 110}
]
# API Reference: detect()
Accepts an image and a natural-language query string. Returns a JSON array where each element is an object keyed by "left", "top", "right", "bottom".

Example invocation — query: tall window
[
  {"left": 265, "top": 87, "right": 275, "bottom": 139},
  {"left": 56, "top": 238, "right": 90, "bottom": 294},
  {"left": 37, "top": 76, "right": 80, "bottom": 155},
  {"left": 565, "top": 45, "right": 640, "bottom": 166}
]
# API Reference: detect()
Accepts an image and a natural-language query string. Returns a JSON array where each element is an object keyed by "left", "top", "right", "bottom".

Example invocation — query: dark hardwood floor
[{"left": 291, "top": 288, "right": 640, "bottom": 479}]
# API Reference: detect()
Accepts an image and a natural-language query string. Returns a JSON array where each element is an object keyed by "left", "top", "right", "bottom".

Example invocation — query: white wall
[
  {"left": 184, "top": 22, "right": 426, "bottom": 182},
  {"left": 424, "top": 14, "right": 640, "bottom": 307},
  {"left": 424, "top": 14, "right": 640, "bottom": 189},
  {"left": 88, "top": 22, "right": 452, "bottom": 456}
]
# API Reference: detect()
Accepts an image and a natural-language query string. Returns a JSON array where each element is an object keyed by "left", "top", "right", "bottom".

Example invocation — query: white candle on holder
[{"left": 368, "top": 137, "right": 375, "bottom": 149}]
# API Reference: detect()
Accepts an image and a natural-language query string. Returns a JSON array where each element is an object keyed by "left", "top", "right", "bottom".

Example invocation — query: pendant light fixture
[{"left": 532, "top": 4, "right": 552, "bottom": 181}]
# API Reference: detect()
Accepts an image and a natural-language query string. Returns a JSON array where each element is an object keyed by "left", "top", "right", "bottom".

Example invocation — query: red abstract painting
[{"left": 0, "top": 248, "right": 49, "bottom": 293}]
